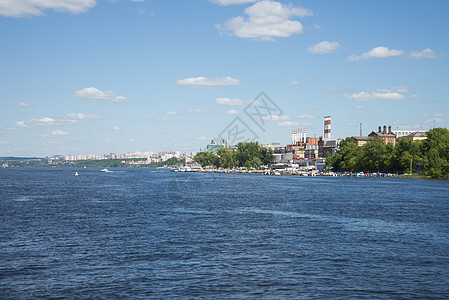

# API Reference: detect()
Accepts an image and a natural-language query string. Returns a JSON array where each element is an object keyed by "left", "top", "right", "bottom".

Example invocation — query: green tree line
[
  {"left": 194, "top": 142, "right": 274, "bottom": 169},
  {"left": 2, "top": 157, "right": 186, "bottom": 168},
  {"left": 327, "top": 128, "right": 449, "bottom": 178}
]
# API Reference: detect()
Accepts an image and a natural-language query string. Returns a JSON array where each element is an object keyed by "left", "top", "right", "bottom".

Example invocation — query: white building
[{"left": 392, "top": 130, "right": 420, "bottom": 139}]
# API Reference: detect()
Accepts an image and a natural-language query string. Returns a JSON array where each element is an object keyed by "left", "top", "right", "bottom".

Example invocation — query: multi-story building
[
  {"left": 368, "top": 125, "right": 397, "bottom": 146},
  {"left": 206, "top": 138, "right": 229, "bottom": 152},
  {"left": 392, "top": 130, "right": 419, "bottom": 139}
]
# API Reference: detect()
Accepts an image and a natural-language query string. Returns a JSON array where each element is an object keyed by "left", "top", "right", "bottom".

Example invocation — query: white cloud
[
  {"left": 216, "top": 0, "right": 312, "bottom": 41},
  {"left": 176, "top": 76, "right": 241, "bottom": 87},
  {"left": 0, "top": 0, "right": 96, "bottom": 17},
  {"left": 308, "top": 41, "right": 340, "bottom": 54},
  {"left": 393, "top": 86, "right": 408, "bottom": 93},
  {"left": 15, "top": 117, "right": 56, "bottom": 128},
  {"left": 210, "top": 0, "right": 256, "bottom": 5},
  {"left": 216, "top": 97, "right": 245, "bottom": 106},
  {"left": 355, "top": 105, "right": 366, "bottom": 110},
  {"left": 409, "top": 48, "right": 437, "bottom": 59},
  {"left": 298, "top": 114, "right": 315, "bottom": 119},
  {"left": 51, "top": 130, "right": 69, "bottom": 136},
  {"left": 65, "top": 113, "right": 103, "bottom": 120},
  {"left": 18, "top": 102, "right": 31, "bottom": 107},
  {"left": 277, "top": 121, "right": 299, "bottom": 127},
  {"left": 166, "top": 111, "right": 179, "bottom": 116},
  {"left": 12, "top": 112, "right": 102, "bottom": 129},
  {"left": 262, "top": 115, "right": 289, "bottom": 121},
  {"left": 301, "top": 122, "right": 313, "bottom": 127},
  {"left": 113, "top": 126, "right": 120, "bottom": 131},
  {"left": 40, "top": 117, "right": 55, "bottom": 123},
  {"left": 188, "top": 109, "right": 209, "bottom": 114},
  {"left": 225, "top": 109, "right": 240, "bottom": 115},
  {"left": 290, "top": 80, "right": 299, "bottom": 85},
  {"left": 348, "top": 46, "right": 404, "bottom": 61},
  {"left": 345, "top": 88, "right": 406, "bottom": 101},
  {"left": 0, "top": 141, "right": 11, "bottom": 145},
  {"left": 73, "top": 87, "right": 128, "bottom": 102},
  {"left": 198, "top": 136, "right": 208, "bottom": 140}
]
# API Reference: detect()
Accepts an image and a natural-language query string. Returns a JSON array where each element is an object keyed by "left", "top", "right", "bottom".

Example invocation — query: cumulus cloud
[
  {"left": 176, "top": 76, "right": 241, "bottom": 87},
  {"left": 210, "top": 0, "right": 256, "bottom": 5},
  {"left": 73, "top": 87, "right": 128, "bottom": 102},
  {"left": 216, "top": 97, "right": 245, "bottom": 106},
  {"left": 188, "top": 109, "right": 209, "bottom": 114},
  {"left": 345, "top": 88, "right": 407, "bottom": 101},
  {"left": 166, "top": 111, "right": 179, "bottom": 116},
  {"left": 216, "top": 1, "right": 313, "bottom": 41},
  {"left": 262, "top": 115, "right": 289, "bottom": 121},
  {"left": 0, "top": 0, "right": 96, "bottom": 17},
  {"left": 51, "top": 130, "right": 69, "bottom": 136},
  {"left": 308, "top": 41, "right": 340, "bottom": 54},
  {"left": 298, "top": 114, "right": 316, "bottom": 119},
  {"left": 409, "top": 48, "right": 437, "bottom": 59},
  {"left": 15, "top": 117, "right": 56, "bottom": 128},
  {"left": 290, "top": 80, "right": 300, "bottom": 85},
  {"left": 277, "top": 121, "right": 299, "bottom": 127},
  {"left": 12, "top": 112, "right": 103, "bottom": 129},
  {"left": 225, "top": 109, "right": 240, "bottom": 115},
  {"left": 18, "top": 102, "right": 31, "bottom": 107},
  {"left": 65, "top": 113, "right": 103, "bottom": 120},
  {"left": 348, "top": 46, "right": 404, "bottom": 61}
]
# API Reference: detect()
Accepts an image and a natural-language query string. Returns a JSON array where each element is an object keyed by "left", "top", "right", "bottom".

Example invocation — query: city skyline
[{"left": 1, "top": 0, "right": 448, "bottom": 156}]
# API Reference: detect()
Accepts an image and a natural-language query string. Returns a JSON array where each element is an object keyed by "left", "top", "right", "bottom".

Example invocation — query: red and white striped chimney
[{"left": 324, "top": 116, "right": 331, "bottom": 139}]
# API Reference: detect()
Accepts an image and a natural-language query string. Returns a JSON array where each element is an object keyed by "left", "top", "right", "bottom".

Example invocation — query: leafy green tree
[
  {"left": 391, "top": 138, "right": 422, "bottom": 173},
  {"left": 217, "top": 147, "right": 237, "bottom": 169},
  {"left": 195, "top": 142, "right": 274, "bottom": 169},
  {"left": 194, "top": 151, "right": 219, "bottom": 168},
  {"left": 327, "top": 137, "right": 360, "bottom": 172},
  {"left": 327, "top": 127, "right": 449, "bottom": 178},
  {"left": 421, "top": 128, "right": 449, "bottom": 177}
]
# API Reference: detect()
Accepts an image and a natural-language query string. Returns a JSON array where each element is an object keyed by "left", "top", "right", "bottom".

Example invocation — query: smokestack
[
  {"left": 383, "top": 126, "right": 387, "bottom": 134},
  {"left": 303, "top": 128, "right": 307, "bottom": 143},
  {"left": 378, "top": 126, "right": 381, "bottom": 133},
  {"left": 324, "top": 116, "right": 331, "bottom": 139},
  {"left": 388, "top": 125, "right": 392, "bottom": 134}
]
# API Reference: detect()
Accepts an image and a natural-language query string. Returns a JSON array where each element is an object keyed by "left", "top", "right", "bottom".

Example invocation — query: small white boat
[
  {"left": 75, "top": 172, "right": 79, "bottom": 176},
  {"left": 101, "top": 168, "right": 112, "bottom": 172}
]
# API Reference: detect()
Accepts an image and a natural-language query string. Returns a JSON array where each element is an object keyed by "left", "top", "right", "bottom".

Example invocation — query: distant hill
[{"left": 0, "top": 157, "right": 43, "bottom": 161}]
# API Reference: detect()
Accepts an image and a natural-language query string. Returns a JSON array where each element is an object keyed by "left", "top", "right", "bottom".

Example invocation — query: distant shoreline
[{"left": 2, "top": 165, "right": 446, "bottom": 180}]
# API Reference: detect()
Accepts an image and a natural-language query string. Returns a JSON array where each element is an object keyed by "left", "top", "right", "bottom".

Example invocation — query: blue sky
[{"left": 1, "top": 0, "right": 448, "bottom": 156}]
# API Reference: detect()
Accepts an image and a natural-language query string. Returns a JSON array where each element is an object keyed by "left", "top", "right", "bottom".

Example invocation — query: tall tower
[
  {"left": 292, "top": 128, "right": 307, "bottom": 144},
  {"left": 324, "top": 116, "right": 331, "bottom": 139}
]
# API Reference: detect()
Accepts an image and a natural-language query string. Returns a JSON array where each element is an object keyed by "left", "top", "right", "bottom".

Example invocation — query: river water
[{"left": 1, "top": 167, "right": 448, "bottom": 299}]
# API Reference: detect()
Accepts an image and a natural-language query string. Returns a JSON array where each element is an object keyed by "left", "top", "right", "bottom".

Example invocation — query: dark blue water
[{"left": 1, "top": 168, "right": 449, "bottom": 299}]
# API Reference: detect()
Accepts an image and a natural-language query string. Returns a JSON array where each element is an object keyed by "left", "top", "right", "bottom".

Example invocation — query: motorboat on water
[
  {"left": 101, "top": 168, "right": 112, "bottom": 172},
  {"left": 75, "top": 172, "right": 79, "bottom": 176}
]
